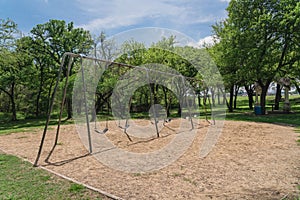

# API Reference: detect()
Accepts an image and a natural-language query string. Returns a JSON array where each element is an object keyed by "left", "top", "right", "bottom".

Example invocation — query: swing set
[{"left": 33, "top": 52, "right": 215, "bottom": 167}]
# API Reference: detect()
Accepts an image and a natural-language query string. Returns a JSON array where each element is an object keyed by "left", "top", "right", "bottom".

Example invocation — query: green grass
[
  {"left": 225, "top": 112, "right": 300, "bottom": 126},
  {"left": 222, "top": 95, "right": 300, "bottom": 126},
  {"left": 297, "top": 127, "right": 300, "bottom": 146},
  {"left": 1, "top": 95, "right": 299, "bottom": 134},
  {"left": 296, "top": 127, "right": 300, "bottom": 200},
  {"left": 0, "top": 112, "right": 74, "bottom": 135},
  {"left": 0, "top": 153, "right": 105, "bottom": 200}
]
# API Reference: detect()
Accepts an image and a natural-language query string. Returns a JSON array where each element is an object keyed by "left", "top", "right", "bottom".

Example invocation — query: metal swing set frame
[{"left": 33, "top": 52, "right": 215, "bottom": 167}]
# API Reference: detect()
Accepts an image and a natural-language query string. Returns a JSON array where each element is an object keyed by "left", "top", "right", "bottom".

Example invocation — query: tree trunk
[
  {"left": 46, "top": 78, "right": 55, "bottom": 115},
  {"left": 274, "top": 83, "right": 282, "bottom": 110},
  {"left": 211, "top": 88, "right": 215, "bottom": 107},
  {"left": 217, "top": 88, "right": 221, "bottom": 105},
  {"left": 294, "top": 82, "right": 300, "bottom": 95},
  {"left": 90, "top": 103, "right": 96, "bottom": 122},
  {"left": 150, "top": 84, "right": 156, "bottom": 104},
  {"left": 260, "top": 85, "right": 268, "bottom": 115},
  {"left": 244, "top": 85, "right": 254, "bottom": 110},
  {"left": 66, "top": 97, "right": 72, "bottom": 119},
  {"left": 36, "top": 64, "right": 44, "bottom": 117},
  {"left": 222, "top": 90, "right": 226, "bottom": 105},
  {"left": 203, "top": 89, "right": 207, "bottom": 106},
  {"left": 10, "top": 82, "right": 17, "bottom": 121},
  {"left": 95, "top": 91, "right": 113, "bottom": 114},
  {"left": 156, "top": 84, "right": 160, "bottom": 104},
  {"left": 36, "top": 89, "right": 42, "bottom": 117},
  {"left": 197, "top": 94, "right": 201, "bottom": 107},
  {"left": 228, "top": 85, "right": 234, "bottom": 112},
  {"left": 233, "top": 85, "right": 239, "bottom": 109},
  {"left": 162, "top": 87, "right": 170, "bottom": 117}
]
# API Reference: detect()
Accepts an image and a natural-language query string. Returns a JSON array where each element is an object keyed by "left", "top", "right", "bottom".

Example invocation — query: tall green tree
[
  {"left": 0, "top": 18, "right": 19, "bottom": 48},
  {"left": 212, "top": 0, "right": 300, "bottom": 114},
  {"left": 0, "top": 39, "right": 34, "bottom": 120},
  {"left": 0, "top": 19, "right": 31, "bottom": 121},
  {"left": 30, "top": 19, "right": 93, "bottom": 119}
]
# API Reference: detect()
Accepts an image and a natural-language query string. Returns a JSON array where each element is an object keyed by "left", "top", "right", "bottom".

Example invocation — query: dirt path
[{"left": 0, "top": 120, "right": 299, "bottom": 199}]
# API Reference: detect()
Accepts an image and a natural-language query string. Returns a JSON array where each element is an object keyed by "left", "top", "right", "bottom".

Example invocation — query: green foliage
[
  {"left": 0, "top": 19, "right": 94, "bottom": 120},
  {"left": 107, "top": 36, "right": 209, "bottom": 116},
  {"left": 0, "top": 18, "right": 19, "bottom": 48},
  {"left": 211, "top": 0, "right": 300, "bottom": 114},
  {"left": 0, "top": 21, "right": 35, "bottom": 120},
  {"left": 0, "top": 112, "right": 74, "bottom": 135},
  {"left": 0, "top": 154, "right": 105, "bottom": 199}
]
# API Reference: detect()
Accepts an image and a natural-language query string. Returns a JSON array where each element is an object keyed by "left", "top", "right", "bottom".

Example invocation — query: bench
[{"left": 269, "top": 103, "right": 275, "bottom": 111}]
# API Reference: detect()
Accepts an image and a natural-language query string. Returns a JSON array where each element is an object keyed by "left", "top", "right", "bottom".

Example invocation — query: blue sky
[{"left": 0, "top": 0, "right": 230, "bottom": 45}]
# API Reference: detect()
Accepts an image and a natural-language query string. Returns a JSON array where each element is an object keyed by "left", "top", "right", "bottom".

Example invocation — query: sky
[{"left": 0, "top": 0, "right": 230, "bottom": 46}]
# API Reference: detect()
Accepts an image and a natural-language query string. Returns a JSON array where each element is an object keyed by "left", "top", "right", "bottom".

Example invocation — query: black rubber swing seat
[{"left": 95, "top": 127, "right": 108, "bottom": 134}]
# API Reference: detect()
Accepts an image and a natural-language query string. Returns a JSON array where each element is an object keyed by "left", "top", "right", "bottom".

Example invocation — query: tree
[
  {"left": 0, "top": 18, "right": 19, "bottom": 48},
  {"left": 212, "top": 0, "right": 300, "bottom": 114},
  {"left": 0, "top": 40, "right": 34, "bottom": 120},
  {"left": 0, "top": 19, "right": 28, "bottom": 121},
  {"left": 30, "top": 19, "right": 93, "bottom": 119}
]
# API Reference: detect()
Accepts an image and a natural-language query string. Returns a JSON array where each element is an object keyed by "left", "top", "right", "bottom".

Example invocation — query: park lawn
[
  {"left": 0, "top": 153, "right": 106, "bottom": 200},
  {"left": 0, "top": 112, "right": 74, "bottom": 135},
  {"left": 222, "top": 95, "right": 300, "bottom": 126},
  {"left": 1, "top": 95, "right": 300, "bottom": 135}
]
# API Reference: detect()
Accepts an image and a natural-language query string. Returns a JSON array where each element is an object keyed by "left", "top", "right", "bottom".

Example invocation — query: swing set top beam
[{"left": 63, "top": 52, "right": 204, "bottom": 83}]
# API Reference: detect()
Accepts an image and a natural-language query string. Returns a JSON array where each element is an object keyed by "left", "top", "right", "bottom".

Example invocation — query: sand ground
[{"left": 0, "top": 119, "right": 299, "bottom": 199}]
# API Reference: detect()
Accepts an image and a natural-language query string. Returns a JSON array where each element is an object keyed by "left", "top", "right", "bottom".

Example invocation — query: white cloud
[
  {"left": 75, "top": 0, "right": 224, "bottom": 34},
  {"left": 189, "top": 35, "right": 219, "bottom": 48},
  {"left": 76, "top": 0, "right": 184, "bottom": 32},
  {"left": 198, "top": 35, "right": 219, "bottom": 47},
  {"left": 220, "top": 0, "right": 230, "bottom": 2},
  {"left": 81, "top": 15, "right": 141, "bottom": 30}
]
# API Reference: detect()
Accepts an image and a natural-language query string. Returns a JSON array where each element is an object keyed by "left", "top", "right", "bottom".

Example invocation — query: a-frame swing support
[
  {"left": 145, "top": 67, "right": 160, "bottom": 138},
  {"left": 34, "top": 53, "right": 93, "bottom": 166},
  {"left": 34, "top": 52, "right": 138, "bottom": 166}
]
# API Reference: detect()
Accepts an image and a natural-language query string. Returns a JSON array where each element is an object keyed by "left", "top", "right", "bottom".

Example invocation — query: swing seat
[
  {"left": 151, "top": 120, "right": 159, "bottom": 124},
  {"left": 95, "top": 127, "right": 109, "bottom": 134},
  {"left": 118, "top": 124, "right": 130, "bottom": 129},
  {"left": 165, "top": 118, "right": 172, "bottom": 123}
]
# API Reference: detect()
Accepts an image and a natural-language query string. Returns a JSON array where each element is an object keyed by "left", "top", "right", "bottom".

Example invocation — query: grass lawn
[
  {"left": 0, "top": 112, "right": 73, "bottom": 135},
  {"left": 0, "top": 153, "right": 106, "bottom": 200},
  {"left": 223, "top": 95, "right": 300, "bottom": 126}
]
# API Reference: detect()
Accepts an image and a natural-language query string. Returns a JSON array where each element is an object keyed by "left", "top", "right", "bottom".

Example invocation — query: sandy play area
[{"left": 0, "top": 119, "right": 299, "bottom": 199}]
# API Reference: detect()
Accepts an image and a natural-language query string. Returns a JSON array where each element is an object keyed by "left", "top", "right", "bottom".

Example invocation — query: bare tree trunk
[
  {"left": 228, "top": 85, "right": 234, "bottom": 112},
  {"left": 36, "top": 64, "right": 45, "bottom": 117},
  {"left": 222, "top": 90, "right": 226, "bottom": 105},
  {"left": 36, "top": 88, "right": 42, "bottom": 117},
  {"left": 10, "top": 82, "right": 17, "bottom": 121},
  {"left": 46, "top": 78, "right": 55, "bottom": 115},
  {"left": 274, "top": 83, "right": 282, "bottom": 110},
  {"left": 260, "top": 84, "right": 270, "bottom": 115},
  {"left": 217, "top": 88, "right": 221, "bottom": 105},
  {"left": 294, "top": 82, "right": 300, "bottom": 95},
  {"left": 244, "top": 85, "right": 254, "bottom": 110},
  {"left": 67, "top": 97, "right": 72, "bottom": 119},
  {"left": 203, "top": 89, "right": 207, "bottom": 106},
  {"left": 162, "top": 87, "right": 170, "bottom": 117},
  {"left": 197, "top": 94, "right": 201, "bottom": 107},
  {"left": 233, "top": 85, "right": 239, "bottom": 109},
  {"left": 0, "top": 82, "right": 17, "bottom": 121},
  {"left": 211, "top": 88, "right": 215, "bottom": 107}
]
